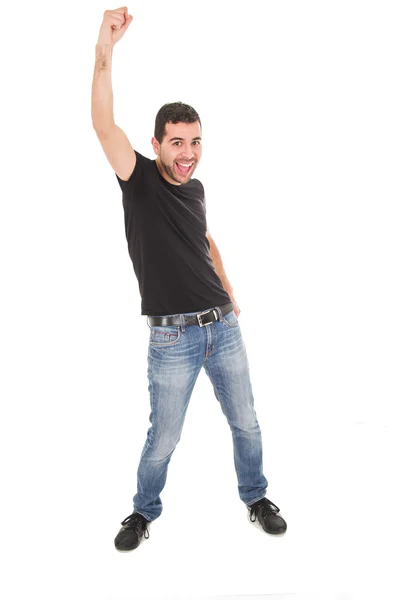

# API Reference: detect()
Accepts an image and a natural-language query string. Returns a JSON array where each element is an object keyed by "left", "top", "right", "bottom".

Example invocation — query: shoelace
[
  {"left": 249, "top": 498, "right": 280, "bottom": 523},
  {"left": 121, "top": 513, "right": 150, "bottom": 539}
]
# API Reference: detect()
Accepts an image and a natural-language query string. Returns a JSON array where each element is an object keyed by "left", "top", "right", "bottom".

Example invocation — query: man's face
[{"left": 152, "top": 121, "right": 202, "bottom": 185}]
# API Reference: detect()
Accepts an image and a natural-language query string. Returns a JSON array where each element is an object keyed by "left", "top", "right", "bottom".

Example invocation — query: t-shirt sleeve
[{"left": 115, "top": 150, "right": 146, "bottom": 193}]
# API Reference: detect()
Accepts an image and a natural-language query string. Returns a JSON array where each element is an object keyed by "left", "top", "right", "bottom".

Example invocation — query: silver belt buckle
[{"left": 197, "top": 309, "right": 214, "bottom": 327}]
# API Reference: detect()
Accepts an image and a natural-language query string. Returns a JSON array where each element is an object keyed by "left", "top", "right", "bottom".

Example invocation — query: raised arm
[{"left": 91, "top": 7, "right": 136, "bottom": 181}]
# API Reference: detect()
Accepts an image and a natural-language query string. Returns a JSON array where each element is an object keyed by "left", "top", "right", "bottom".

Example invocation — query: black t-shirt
[{"left": 115, "top": 151, "right": 232, "bottom": 316}]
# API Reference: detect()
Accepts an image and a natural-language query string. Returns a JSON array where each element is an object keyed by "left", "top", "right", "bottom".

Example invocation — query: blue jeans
[{"left": 133, "top": 306, "right": 268, "bottom": 521}]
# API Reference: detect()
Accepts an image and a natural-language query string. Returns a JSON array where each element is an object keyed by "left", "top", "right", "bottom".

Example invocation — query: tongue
[{"left": 177, "top": 163, "right": 190, "bottom": 174}]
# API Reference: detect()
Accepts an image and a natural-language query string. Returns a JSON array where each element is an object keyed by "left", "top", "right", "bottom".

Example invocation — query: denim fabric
[{"left": 133, "top": 306, "right": 268, "bottom": 521}]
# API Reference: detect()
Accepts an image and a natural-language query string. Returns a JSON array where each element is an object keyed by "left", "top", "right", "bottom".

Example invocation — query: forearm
[
  {"left": 209, "top": 240, "right": 233, "bottom": 294},
  {"left": 91, "top": 44, "right": 115, "bottom": 133}
]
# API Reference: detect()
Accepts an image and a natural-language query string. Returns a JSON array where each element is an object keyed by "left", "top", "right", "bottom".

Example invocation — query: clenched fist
[{"left": 97, "top": 6, "right": 133, "bottom": 47}]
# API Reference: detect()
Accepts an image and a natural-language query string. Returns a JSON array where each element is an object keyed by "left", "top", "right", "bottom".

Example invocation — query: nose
[{"left": 179, "top": 143, "right": 195, "bottom": 159}]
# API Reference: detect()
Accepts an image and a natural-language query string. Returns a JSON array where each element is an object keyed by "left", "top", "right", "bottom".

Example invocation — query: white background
[{"left": 1, "top": 1, "right": 396, "bottom": 599}]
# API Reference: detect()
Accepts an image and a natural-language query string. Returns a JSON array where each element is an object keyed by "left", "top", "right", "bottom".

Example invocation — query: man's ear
[{"left": 151, "top": 136, "right": 160, "bottom": 156}]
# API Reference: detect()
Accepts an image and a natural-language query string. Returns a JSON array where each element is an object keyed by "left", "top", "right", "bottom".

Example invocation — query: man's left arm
[{"left": 206, "top": 232, "right": 241, "bottom": 317}]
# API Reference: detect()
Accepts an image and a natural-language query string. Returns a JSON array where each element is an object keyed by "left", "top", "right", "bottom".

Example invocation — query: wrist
[
  {"left": 96, "top": 40, "right": 113, "bottom": 52},
  {"left": 96, "top": 26, "right": 114, "bottom": 49}
]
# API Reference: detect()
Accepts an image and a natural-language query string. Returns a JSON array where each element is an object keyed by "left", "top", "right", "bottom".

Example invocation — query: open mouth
[{"left": 175, "top": 161, "right": 194, "bottom": 176}]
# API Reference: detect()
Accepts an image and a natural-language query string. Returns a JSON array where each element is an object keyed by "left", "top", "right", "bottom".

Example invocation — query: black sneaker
[
  {"left": 114, "top": 512, "right": 150, "bottom": 551},
  {"left": 248, "top": 497, "right": 287, "bottom": 535}
]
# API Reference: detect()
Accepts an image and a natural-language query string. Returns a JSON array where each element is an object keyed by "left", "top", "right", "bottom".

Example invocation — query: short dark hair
[{"left": 154, "top": 102, "right": 201, "bottom": 143}]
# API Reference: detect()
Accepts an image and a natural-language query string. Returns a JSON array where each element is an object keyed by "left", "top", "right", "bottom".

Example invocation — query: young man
[{"left": 92, "top": 7, "right": 287, "bottom": 552}]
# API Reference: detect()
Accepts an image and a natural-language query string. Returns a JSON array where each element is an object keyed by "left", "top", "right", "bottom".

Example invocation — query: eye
[
  {"left": 193, "top": 140, "right": 201, "bottom": 146},
  {"left": 173, "top": 141, "right": 182, "bottom": 146}
]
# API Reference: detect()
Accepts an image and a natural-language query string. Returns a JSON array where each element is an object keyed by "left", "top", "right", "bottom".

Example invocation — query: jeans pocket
[
  {"left": 149, "top": 325, "right": 182, "bottom": 346},
  {"left": 222, "top": 309, "right": 239, "bottom": 328}
]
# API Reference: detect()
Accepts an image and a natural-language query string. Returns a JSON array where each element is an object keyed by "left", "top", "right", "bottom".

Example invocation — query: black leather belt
[{"left": 147, "top": 302, "right": 234, "bottom": 328}]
